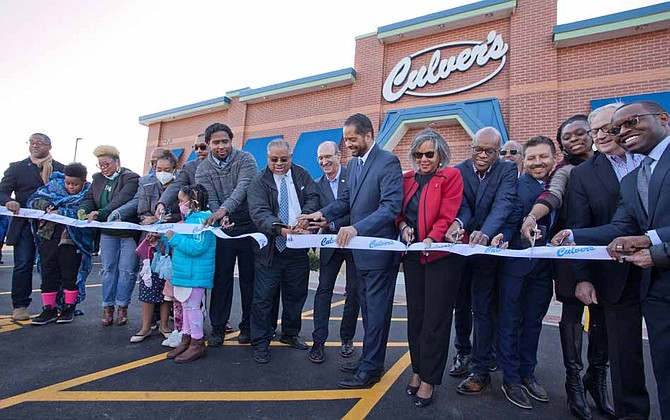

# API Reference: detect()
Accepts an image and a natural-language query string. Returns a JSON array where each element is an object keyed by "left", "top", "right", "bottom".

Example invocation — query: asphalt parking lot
[{"left": 0, "top": 249, "right": 661, "bottom": 419}]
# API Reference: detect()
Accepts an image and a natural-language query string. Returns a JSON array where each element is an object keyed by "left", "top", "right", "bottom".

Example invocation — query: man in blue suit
[
  {"left": 300, "top": 113, "right": 403, "bottom": 389},
  {"left": 309, "top": 140, "right": 359, "bottom": 364},
  {"left": 553, "top": 101, "right": 670, "bottom": 419},
  {"left": 496, "top": 136, "right": 556, "bottom": 410},
  {"left": 446, "top": 127, "right": 518, "bottom": 394}
]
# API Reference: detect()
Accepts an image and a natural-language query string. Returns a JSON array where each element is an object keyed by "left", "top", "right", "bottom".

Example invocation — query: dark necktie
[
  {"left": 637, "top": 156, "right": 654, "bottom": 214},
  {"left": 276, "top": 176, "right": 289, "bottom": 251}
]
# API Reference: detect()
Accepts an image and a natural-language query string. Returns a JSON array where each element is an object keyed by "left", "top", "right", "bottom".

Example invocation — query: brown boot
[
  {"left": 174, "top": 338, "right": 207, "bottom": 363},
  {"left": 115, "top": 306, "right": 128, "bottom": 326},
  {"left": 102, "top": 306, "right": 114, "bottom": 326},
  {"left": 167, "top": 334, "right": 191, "bottom": 359}
]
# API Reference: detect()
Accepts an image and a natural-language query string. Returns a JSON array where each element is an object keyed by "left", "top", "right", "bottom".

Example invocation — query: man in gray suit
[
  {"left": 300, "top": 113, "right": 403, "bottom": 389},
  {"left": 308, "top": 141, "right": 359, "bottom": 364}
]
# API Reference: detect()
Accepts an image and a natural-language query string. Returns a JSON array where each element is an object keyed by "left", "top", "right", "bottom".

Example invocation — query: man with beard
[
  {"left": 495, "top": 136, "right": 556, "bottom": 410},
  {"left": 553, "top": 101, "right": 670, "bottom": 420},
  {"left": 299, "top": 113, "right": 403, "bottom": 389},
  {"left": 0, "top": 133, "right": 64, "bottom": 320}
]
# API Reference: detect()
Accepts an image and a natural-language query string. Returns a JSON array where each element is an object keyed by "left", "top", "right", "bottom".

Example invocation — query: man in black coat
[
  {"left": 0, "top": 133, "right": 64, "bottom": 320},
  {"left": 567, "top": 103, "right": 648, "bottom": 419},
  {"left": 247, "top": 139, "right": 320, "bottom": 364},
  {"left": 554, "top": 100, "right": 670, "bottom": 420},
  {"left": 308, "top": 141, "right": 359, "bottom": 364}
]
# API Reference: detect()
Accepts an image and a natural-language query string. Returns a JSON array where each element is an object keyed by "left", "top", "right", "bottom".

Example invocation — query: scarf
[
  {"left": 30, "top": 153, "right": 54, "bottom": 185},
  {"left": 26, "top": 172, "right": 95, "bottom": 255}
]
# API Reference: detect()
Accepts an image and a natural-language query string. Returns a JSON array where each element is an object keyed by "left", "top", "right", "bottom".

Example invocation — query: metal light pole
[{"left": 74, "top": 137, "right": 82, "bottom": 162}]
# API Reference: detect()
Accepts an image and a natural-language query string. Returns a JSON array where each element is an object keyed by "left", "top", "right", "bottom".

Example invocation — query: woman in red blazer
[{"left": 396, "top": 128, "right": 464, "bottom": 408}]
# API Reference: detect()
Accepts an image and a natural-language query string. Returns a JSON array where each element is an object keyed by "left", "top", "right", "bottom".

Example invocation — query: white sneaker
[{"left": 162, "top": 330, "right": 182, "bottom": 348}]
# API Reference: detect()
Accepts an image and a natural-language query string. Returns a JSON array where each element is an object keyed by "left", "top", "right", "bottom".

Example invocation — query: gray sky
[{"left": 0, "top": 0, "right": 662, "bottom": 175}]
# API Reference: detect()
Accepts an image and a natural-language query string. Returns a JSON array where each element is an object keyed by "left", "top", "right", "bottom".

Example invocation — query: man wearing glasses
[
  {"left": 553, "top": 100, "right": 670, "bottom": 420},
  {"left": 0, "top": 133, "right": 64, "bottom": 320},
  {"left": 194, "top": 123, "right": 259, "bottom": 347},
  {"left": 247, "top": 139, "right": 320, "bottom": 364},
  {"left": 445, "top": 127, "right": 518, "bottom": 395},
  {"left": 500, "top": 140, "right": 524, "bottom": 176}
]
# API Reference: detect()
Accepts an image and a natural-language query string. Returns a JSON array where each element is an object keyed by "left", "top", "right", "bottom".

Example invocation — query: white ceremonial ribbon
[
  {"left": 286, "top": 234, "right": 613, "bottom": 261},
  {"left": 0, "top": 207, "right": 268, "bottom": 248}
]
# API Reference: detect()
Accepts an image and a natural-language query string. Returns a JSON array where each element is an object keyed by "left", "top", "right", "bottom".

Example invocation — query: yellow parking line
[
  {"left": 33, "top": 389, "right": 370, "bottom": 402},
  {"left": 343, "top": 351, "right": 411, "bottom": 419}
]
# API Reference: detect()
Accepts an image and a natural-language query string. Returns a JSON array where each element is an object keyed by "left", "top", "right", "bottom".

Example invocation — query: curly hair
[
  {"left": 181, "top": 184, "right": 209, "bottom": 212},
  {"left": 92, "top": 145, "right": 120, "bottom": 159}
]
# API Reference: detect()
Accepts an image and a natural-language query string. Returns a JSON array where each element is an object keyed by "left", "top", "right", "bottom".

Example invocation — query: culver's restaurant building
[{"left": 139, "top": 0, "right": 670, "bottom": 177}]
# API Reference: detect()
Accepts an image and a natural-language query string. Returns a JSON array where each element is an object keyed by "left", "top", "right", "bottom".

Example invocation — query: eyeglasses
[
  {"left": 27, "top": 141, "right": 49, "bottom": 147},
  {"left": 269, "top": 156, "right": 289, "bottom": 163},
  {"left": 499, "top": 149, "right": 519, "bottom": 156},
  {"left": 96, "top": 160, "right": 116, "bottom": 169},
  {"left": 471, "top": 146, "right": 499, "bottom": 157},
  {"left": 608, "top": 114, "right": 661, "bottom": 136},
  {"left": 561, "top": 128, "right": 589, "bottom": 142},
  {"left": 588, "top": 126, "right": 611, "bottom": 138},
  {"left": 412, "top": 151, "right": 436, "bottom": 159},
  {"left": 193, "top": 143, "right": 207, "bottom": 151}
]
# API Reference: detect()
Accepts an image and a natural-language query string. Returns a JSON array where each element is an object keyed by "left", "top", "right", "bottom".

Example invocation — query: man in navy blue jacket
[
  {"left": 300, "top": 113, "right": 403, "bottom": 389},
  {"left": 446, "top": 127, "right": 518, "bottom": 395},
  {"left": 496, "top": 136, "right": 556, "bottom": 410}
]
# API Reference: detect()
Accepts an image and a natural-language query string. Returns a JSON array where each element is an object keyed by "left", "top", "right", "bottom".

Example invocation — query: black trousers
[
  {"left": 404, "top": 254, "right": 463, "bottom": 385},
  {"left": 209, "top": 236, "right": 255, "bottom": 332},
  {"left": 604, "top": 274, "right": 650, "bottom": 419},
  {"left": 453, "top": 256, "right": 473, "bottom": 356},
  {"left": 250, "top": 248, "right": 309, "bottom": 349},
  {"left": 312, "top": 249, "right": 359, "bottom": 343},
  {"left": 641, "top": 275, "right": 670, "bottom": 420},
  {"left": 38, "top": 225, "right": 81, "bottom": 293}
]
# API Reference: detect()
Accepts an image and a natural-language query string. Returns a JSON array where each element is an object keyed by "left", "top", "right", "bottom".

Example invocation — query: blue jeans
[
  {"left": 12, "top": 222, "right": 36, "bottom": 308},
  {"left": 100, "top": 234, "right": 138, "bottom": 308}
]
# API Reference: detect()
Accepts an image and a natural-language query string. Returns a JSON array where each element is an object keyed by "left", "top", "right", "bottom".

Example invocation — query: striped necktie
[{"left": 276, "top": 176, "right": 289, "bottom": 251}]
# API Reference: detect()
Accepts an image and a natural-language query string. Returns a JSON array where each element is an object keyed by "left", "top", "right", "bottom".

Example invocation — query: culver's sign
[{"left": 382, "top": 30, "right": 508, "bottom": 102}]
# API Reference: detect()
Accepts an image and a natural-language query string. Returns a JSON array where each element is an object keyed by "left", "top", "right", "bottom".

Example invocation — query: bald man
[{"left": 501, "top": 141, "right": 524, "bottom": 176}]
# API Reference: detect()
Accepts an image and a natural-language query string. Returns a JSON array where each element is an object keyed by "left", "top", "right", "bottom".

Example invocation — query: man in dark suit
[
  {"left": 496, "top": 136, "right": 556, "bottom": 410},
  {"left": 247, "top": 139, "right": 320, "bottom": 364},
  {"left": 0, "top": 133, "right": 64, "bottom": 320},
  {"left": 567, "top": 103, "right": 648, "bottom": 419},
  {"left": 553, "top": 100, "right": 670, "bottom": 420},
  {"left": 445, "top": 127, "right": 518, "bottom": 395},
  {"left": 300, "top": 113, "right": 403, "bottom": 389},
  {"left": 308, "top": 141, "right": 359, "bottom": 364}
]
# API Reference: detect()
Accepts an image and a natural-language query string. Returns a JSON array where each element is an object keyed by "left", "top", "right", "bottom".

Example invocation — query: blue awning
[
  {"left": 171, "top": 148, "right": 185, "bottom": 159},
  {"left": 591, "top": 90, "right": 670, "bottom": 115},
  {"left": 186, "top": 149, "right": 198, "bottom": 162},
  {"left": 292, "top": 128, "right": 342, "bottom": 179},
  {"left": 242, "top": 135, "right": 283, "bottom": 171}
]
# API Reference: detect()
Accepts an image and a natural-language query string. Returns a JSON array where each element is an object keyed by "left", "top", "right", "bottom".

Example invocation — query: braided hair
[{"left": 180, "top": 184, "right": 209, "bottom": 213}]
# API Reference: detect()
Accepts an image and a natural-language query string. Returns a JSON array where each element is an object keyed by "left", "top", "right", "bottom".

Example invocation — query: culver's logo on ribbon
[
  {"left": 556, "top": 246, "right": 596, "bottom": 257},
  {"left": 382, "top": 30, "right": 508, "bottom": 102},
  {"left": 369, "top": 239, "right": 396, "bottom": 249}
]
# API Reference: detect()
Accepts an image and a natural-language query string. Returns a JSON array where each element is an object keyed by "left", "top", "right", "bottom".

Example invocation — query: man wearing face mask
[
  {"left": 195, "top": 123, "right": 259, "bottom": 346},
  {"left": 110, "top": 147, "right": 169, "bottom": 223},
  {"left": 154, "top": 133, "right": 208, "bottom": 220},
  {"left": 0, "top": 133, "right": 64, "bottom": 320}
]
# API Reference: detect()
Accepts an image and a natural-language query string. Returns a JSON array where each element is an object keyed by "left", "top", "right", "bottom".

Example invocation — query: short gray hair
[
  {"left": 267, "top": 138, "right": 291, "bottom": 154},
  {"left": 588, "top": 101, "right": 624, "bottom": 125},
  {"left": 409, "top": 128, "right": 451, "bottom": 171}
]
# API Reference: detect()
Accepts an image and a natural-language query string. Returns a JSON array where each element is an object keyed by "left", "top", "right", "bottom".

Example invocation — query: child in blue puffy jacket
[{"left": 165, "top": 184, "right": 216, "bottom": 363}]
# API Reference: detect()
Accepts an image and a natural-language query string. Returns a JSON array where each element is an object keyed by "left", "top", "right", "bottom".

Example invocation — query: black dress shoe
[
  {"left": 340, "top": 361, "right": 360, "bottom": 373},
  {"left": 338, "top": 371, "right": 381, "bottom": 389},
  {"left": 521, "top": 377, "right": 549, "bottom": 402},
  {"left": 502, "top": 383, "right": 533, "bottom": 409},
  {"left": 340, "top": 339, "right": 355, "bottom": 358},
  {"left": 253, "top": 348, "right": 270, "bottom": 364},
  {"left": 207, "top": 326, "right": 225, "bottom": 347},
  {"left": 449, "top": 354, "right": 473, "bottom": 377},
  {"left": 309, "top": 342, "right": 325, "bottom": 363},
  {"left": 406, "top": 384, "right": 419, "bottom": 396},
  {"left": 237, "top": 330, "right": 251, "bottom": 344},
  {"left": 279, "top": 335, "right": 308, "bottom": 350},
  {"left": 456, "top": 373, "right": 491, "bottom": 395},
  {"left": 414, "top": 390, "right": 434, "bottom": 408}
]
